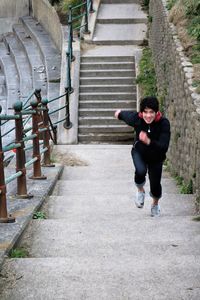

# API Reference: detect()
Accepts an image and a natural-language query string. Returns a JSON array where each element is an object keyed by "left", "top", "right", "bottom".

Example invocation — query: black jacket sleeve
[{"left": 118, "top": 111, "right": 138, "bottom": 127}]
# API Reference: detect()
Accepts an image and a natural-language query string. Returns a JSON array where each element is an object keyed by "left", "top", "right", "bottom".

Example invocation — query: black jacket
[{"left": 119, "top": 111, "right": 171, "bottom": 162}]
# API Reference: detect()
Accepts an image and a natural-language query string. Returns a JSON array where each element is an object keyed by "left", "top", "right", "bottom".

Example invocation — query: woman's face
[{"left": 142, "top": 108, "right": 156, "bottom": 124}]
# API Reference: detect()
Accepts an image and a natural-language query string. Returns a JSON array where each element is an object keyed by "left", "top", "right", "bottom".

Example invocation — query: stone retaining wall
[
  {"left": 149, "top": 0, "right": 200, "bottom": 204},
  {"left": 0, "top": 0, "right": 29, "bottom": 34},
  {"left": 31, "top": 0, "right": 63, "bottom": 51}
]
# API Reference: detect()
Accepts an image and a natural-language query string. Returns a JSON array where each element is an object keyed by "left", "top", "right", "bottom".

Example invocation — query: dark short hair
[{"left": 140, "top": 96, "right": 159, "bottom": 112}]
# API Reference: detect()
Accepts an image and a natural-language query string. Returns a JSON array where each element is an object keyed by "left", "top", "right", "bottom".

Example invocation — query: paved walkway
[
  {"left": 0, "top": 1, "right": 200, "bottom": 299},
  {"left": 0, "top": 145, "right": 199, "bottom": 299}
]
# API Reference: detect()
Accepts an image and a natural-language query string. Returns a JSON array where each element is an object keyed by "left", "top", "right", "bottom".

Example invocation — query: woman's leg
[
  {"left": 148, "top": 161, "right": 163, "bottom": 216},
  {"left": 131, "top": 148, "right": 147, "bottom": 190},
  {"left": 148, "top": 161, "right": 163, "bottom": 202}
]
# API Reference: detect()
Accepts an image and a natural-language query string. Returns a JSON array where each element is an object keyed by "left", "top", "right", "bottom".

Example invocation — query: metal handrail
[{"left": 0, "top": 0, "right": 94, "bottom": 223}]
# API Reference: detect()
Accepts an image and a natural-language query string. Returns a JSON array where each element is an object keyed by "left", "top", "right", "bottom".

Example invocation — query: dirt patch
[{"left": 51, "top": 151, "right": 89, "bottom": 167}]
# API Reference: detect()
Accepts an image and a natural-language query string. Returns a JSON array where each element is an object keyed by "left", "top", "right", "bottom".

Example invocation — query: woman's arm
[{"left": 114, "top": 110, "right": 138, "bottom": 127}]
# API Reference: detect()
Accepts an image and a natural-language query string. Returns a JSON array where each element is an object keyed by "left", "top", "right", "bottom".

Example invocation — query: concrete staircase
[
  {"left": 0, "top": 16, "right": 61, "bottom": 114},
  {"left": 78, "top": 0, "right": 147, "bottom": 144},
  {"left": 0, "top": 145, "right": 199, "bottom": 299},
  {"left": 93, "top": 0, "right": 147, "bottom": 45},
  {"left": 78, "top": 55, "right": 136, "bottom": 143}
]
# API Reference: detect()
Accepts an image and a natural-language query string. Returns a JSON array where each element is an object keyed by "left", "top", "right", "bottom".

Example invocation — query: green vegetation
[
  {"left": 136, "top": 47, "right": 157, "bottom": 97},
  {"left": 60, "top": 0, "right": 82, "bottom": 14},
  {"left": 192, "top": 215, "right": 200, "bottom": 221},
  {"left": 33, "top": 211, "right": 46, "bottom": 219},
  {"left": 167, "top": 0, "right": 200, "bottom": 92},
  {"left": 166, "top": 0, "right": 177, "bottom": 10},
  {"left": 9, "top": 247, "right": 29, "bottom": 258},
  {"left": 174, "top": 175, "right": 193, "bottom": 194},
  {"left": 141, "top": 0, "right": 150, "bottom": 10},
  {"left": 49, "top": 0, "right": 83, "bottom": 25},
  {"left": 180, "top": 179, "right": 193, "bottom": 194}
]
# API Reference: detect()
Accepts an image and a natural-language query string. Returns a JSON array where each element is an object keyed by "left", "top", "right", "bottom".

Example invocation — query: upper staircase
[
  {"left": 79, "top": 55, "right": 137, "bottom": 143},
  {"left": 78, "top": 0, "right": 147, "bottom": 144},
  {"left": 93, "top": 0, "right": 147, "bottom": 45}
]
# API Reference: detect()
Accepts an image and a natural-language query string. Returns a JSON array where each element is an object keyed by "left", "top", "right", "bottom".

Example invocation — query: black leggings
[{"left": 131, "top": 148, "right": 163, "bottom": 200}]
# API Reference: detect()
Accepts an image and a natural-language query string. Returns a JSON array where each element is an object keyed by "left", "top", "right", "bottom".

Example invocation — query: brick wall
[{"left": 149, "top": 0, "right": 200, "bottom": 203}]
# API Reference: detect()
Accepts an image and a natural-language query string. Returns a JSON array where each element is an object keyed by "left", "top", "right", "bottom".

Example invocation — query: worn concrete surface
[
  {"left": 0, "top": 164, "right": 63, "bottom": 270},
  {"left": 0, "top": 145, "right": 199, "bottom": 300}
]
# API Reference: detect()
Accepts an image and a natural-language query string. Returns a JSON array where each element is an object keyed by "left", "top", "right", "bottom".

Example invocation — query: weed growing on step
[
  {"left": 9, "top": 247, "right": 29, "bottom": 258},
  {"left": 33, "top": 211, "right": 46, "bottom": 219},
  {"left": 141, "top": 0, "right": 150, "bottom": 10},
  {"left": 174, "top": 175, "right": 193, "bottom": 194},
  {"left": 192, "top": 215, "right": 200, "bottom": 221}
]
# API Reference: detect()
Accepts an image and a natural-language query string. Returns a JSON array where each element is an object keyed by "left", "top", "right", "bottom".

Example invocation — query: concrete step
[
  {"left": 79, "top": 124, "right": 134, "bottom": 134},
  {"left": 79, "top": 116, "right": 125, "bottom": 126},
  {"left": 3, "top": 33, "right": 33, "bottom": 98},
  {"left": 101, "top": 0, "right": 141, "bottom": 3},
  {"left": 53, "top": 177, "right": 180, "bottom": 196},
  {"left": 80, "top": 77, "right": 135, "bottom": 85},
  {"left": 0, "top": 42, "right": 20, "bottom": 109},
  {"left": 78, "top": 133, "right": 133, "bottom": 144},
  {"left": 79, "top": 108, "right": 131, "bottom": 117},
  {"left": 79, "top": 99, "right": 136, "bottom": 109},
  {"left": 13, "top": 23, "right": 47, "bottom": 96},
  {"left": 1, "top": 255, "right": 200, "bottom": 299},
  {"left": 79, "top": 92, "right": 136, "bottom": 100},
  {"left": 0, "top": 67, "right": 7, "bottom": 114},
  {"left": 81, "top": 61, "right": 135, "bottom": 70},
  {"left": 97, "top": 3, "right": 147, "bottom": 24},
  {"left": 81, "top": 55, "right": 135, "bottom": 62},
  {"left": 20, "top": 16, "right": 61, "bottom": 100},
  {"left": 97, "top": 18, "right": 147, "bottom": 24},
  {"left": 48, "top": 192, "right": 195, "bottom": 218},
  {"left": 79, "top": 84, "right": 136, "bottom": 93},
  {"left": 0, "top": 73, "right": 6, "bottom": 96},
  {"left": 93, "top": 23, "right": 147, "bottom": 45},
  {"left": 0, "top": 71, "right": 7, "bottom": 114},
  {"left": 80, "top": 69, "right": 136, "bottom": 77}
]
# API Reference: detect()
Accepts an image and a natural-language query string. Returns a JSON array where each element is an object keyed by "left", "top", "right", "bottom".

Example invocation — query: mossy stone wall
[{"left": 149, "top": 0, "right": 200, "bottom": 203}]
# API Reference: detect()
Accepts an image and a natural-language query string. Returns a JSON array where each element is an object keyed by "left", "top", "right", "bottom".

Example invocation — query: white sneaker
[
  {"left": 135, "top": 191, "right": 145, "bottom": 208},
  {"left": 151, "top": 204, "right": 161, "bottom": 217}
]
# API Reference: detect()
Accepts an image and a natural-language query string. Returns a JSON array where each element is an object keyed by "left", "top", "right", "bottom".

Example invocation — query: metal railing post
[
  {"left": 63, "top": 87, "right": 72, "bottom": 129},
  {"left": 34, "top": 88, "right": 42, "bottom": 104},
  {"left": 13, "top": 101, "right": 33, "bottom": 198},
  {"left": 90, "top": 0, "right": 95, "bottom": 13},
  {"left": 84, "top": 0, "right": 90, "bottom": 34},
  {"left": 29, "top": 100, "right": 46, "bottom": 180},
  {"left": 34, "top": 88, "right": 43, "bottom": 139},
  {"left": 0, "top": 105, "right": 15, "bottom": 223},
  {"left": 41, "top": 99, "right": 55, "bottom": 167},
  {"left": 68, "top": 7, "right": 75, "bottom": 62},
  {"left": 66, "top": 51, "right": 74, "bottom": 94}
]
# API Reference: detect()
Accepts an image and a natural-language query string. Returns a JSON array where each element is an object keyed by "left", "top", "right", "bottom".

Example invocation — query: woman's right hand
[{"left": 114, "top": 109, "right": 121, "bottom": 119}]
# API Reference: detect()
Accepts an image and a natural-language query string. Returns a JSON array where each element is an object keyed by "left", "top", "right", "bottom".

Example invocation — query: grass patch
[
  {"left": 136, "top": 47, "right": 157, "bottom": 97},
  {"left": 9, "top": 247, "right": 29, "bottom": 258},
  {"left": 192, "top": 215, "right": 200, "bottom": 221},
  {"left": 174, "top": 175, "right": 193, "bottom": 194},
  {"left": 33, "top": 211, "right": 46, "bottom": 219}
]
